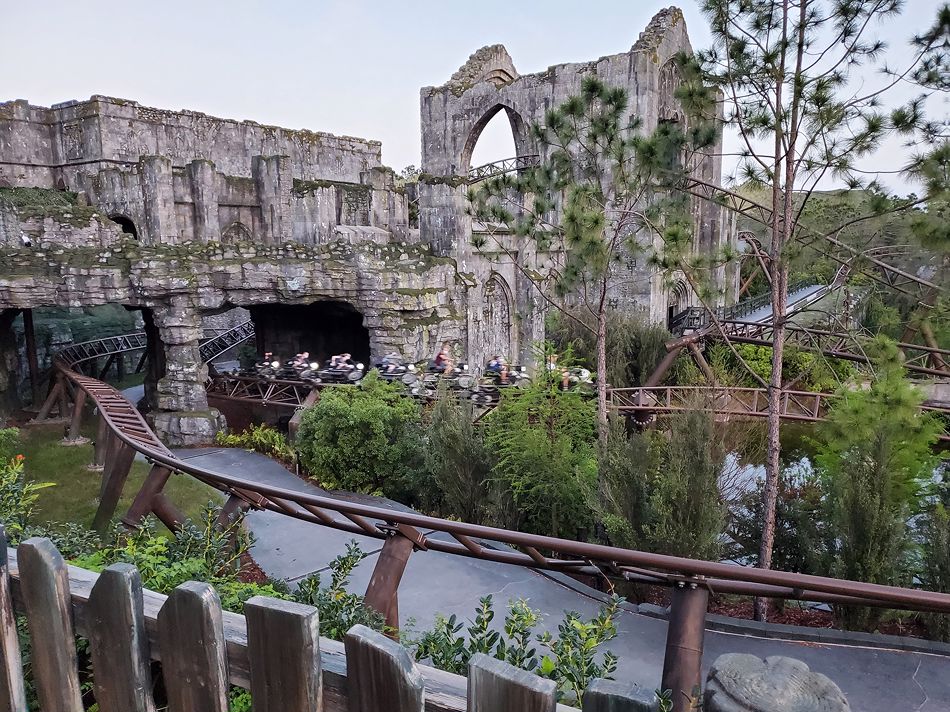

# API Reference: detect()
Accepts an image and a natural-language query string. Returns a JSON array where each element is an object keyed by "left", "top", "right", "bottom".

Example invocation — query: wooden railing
[{"left": 0, "top": 530, "right": 640, "bottom": 712}]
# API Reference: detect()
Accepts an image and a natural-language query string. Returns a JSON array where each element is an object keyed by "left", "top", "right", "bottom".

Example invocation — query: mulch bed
[
  {"left": 238, "top": 551, "right": 270, "bottom": 585},
  {"left": 630, "top": 584, "right": 932, "bottom": 639}
]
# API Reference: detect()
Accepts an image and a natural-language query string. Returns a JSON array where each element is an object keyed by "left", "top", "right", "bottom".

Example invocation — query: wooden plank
[
  {"left": 467, "top": 654, "right": 556, "bottom": 712},
  {"left": 17, "top": 538, "right": 83, "bottom": 712},
  {"left": 344, "top": 624, "right": 424, "bottom": 712},
  {"left": 244, "top": 596, "right": 322, "bottom": 712},
  {"left": 582, "top": 679, "right": 654, "bottom": 712},
  {"left": 158, "top": 582, "right": 229, "bottom": 712},
  {"left": 5, "top": 550, "right": 577, "bottom": 712},
  {"left": 87, "top": 564, "right": 156, "bottom": 712},
  {"left": 0, "top": 528, "right": 26, "bottom": 712}
]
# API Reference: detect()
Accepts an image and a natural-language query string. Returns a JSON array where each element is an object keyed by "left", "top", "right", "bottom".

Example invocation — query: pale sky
[{"left": 3, "top": 0, "right": 944, "bottom": 189}]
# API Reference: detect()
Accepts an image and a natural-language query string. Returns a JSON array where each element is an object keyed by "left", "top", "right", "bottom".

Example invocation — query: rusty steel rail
[
  {"left": 36, "top": 330, "right": 950, "bottom": 709},
  {"left": 468, "top": 154, "right": 540, "bottom": 183},
  {"left": 44, "top": 334, "right": 950, "bottom": 614}
]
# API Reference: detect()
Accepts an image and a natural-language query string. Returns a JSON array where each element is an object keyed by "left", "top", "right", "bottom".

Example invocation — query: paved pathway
[{"left": 174, "top": 447, "right": 950, "bottom": 711}]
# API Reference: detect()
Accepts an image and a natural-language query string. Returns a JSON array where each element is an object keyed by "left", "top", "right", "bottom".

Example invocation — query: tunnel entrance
[{"left": 249, "top": 301, "right": 370, "bottom": 366}]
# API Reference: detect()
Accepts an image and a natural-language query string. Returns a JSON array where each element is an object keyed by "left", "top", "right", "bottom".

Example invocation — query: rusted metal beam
[
  {"left": 661, "top": 580, "right": 709, "bottom": 712},
  {"left": 363, "top": 525, "right": 425, "bottom": 634}
]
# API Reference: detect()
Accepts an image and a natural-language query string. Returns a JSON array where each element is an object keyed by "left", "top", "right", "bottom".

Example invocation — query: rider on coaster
[
  {"left": 433, "top": 342, "right": 454, "bottom": 376},
  {"left": 381, "top": 351, "right": 402, "bottom": 374},
  {"left": 330, "top": 352, "right": 352, "bottom": 369},
  {"left": 486, "top": 354, "right": 509, "bottom": 384}
]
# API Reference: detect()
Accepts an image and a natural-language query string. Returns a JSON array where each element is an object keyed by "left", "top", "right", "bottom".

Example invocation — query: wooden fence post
[
  {"left": 244, "top": 596, "right": 323, "bottom": 712},
  {"left": 0, "top": 527, "right": 27, "bottom": 712},
  {"left": 344, "top": 624, "right": 424, "bottom": 712},
  {"left": 158, "top": 582, "right": 229, "bottom": 712},
  {"left": 583, "top": 679, "right": 656, "bottom": 712},
  {"left": 87, "top": 564, "right": 156, "bottom": 712},
  {"left": 467, "top": 654, "right": 556, "bottom": 712},
  {"left": 17, "top": 538, "right": 84, "bottom": 712}
]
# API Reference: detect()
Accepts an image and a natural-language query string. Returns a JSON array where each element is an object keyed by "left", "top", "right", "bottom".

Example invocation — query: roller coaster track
[
  {"left": 27, "top": 328, "right": 950, "bottom": 699},
  {"left": 468, "top": 154, "right": 540, "bottom": 183}
]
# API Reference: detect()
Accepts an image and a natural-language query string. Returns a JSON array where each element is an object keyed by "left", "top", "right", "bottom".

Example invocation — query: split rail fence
[{"left": 0, "top": 529, "right": 646, "bottom": 712}]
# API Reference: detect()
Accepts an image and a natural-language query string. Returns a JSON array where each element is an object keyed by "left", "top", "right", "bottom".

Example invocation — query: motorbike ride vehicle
[{"left": 317, "top": 353, "right": 365, "bottom": 384}]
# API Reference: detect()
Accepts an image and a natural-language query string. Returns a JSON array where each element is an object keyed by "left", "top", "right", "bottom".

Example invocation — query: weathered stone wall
[
  {"left": 418, "top": 7, "right": 738, "bottom": 340},
  {"left": 0, "top": 96, "right": 380, "bottom": 185}
]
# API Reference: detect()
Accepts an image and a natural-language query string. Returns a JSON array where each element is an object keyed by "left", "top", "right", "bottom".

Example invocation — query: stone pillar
[
  {"left": 418, "top": 182, "right": 468, "bottom": 257},
  {"left": 0, "top": 310, "right": 21, "bottom": 423},
  {"left": 252, "top": 155, "right": 293, "bottom": 244},
  {"left": 149, "top": 300, "right": 226, "bottom": 446},
  {"left": 139, "top": 156, "right": 177, "bottom": 244},
  {"left": 187, "top": 159, "right": 219, "bottom": 243}
]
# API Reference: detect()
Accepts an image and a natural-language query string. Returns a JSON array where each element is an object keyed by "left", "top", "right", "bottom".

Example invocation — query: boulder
[{"left": 705, "top": 654, "right": 850, "bottom": 712}]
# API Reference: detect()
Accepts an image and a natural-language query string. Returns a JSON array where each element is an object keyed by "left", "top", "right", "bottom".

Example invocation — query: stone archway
[
  {"left": 482, "top": 274, "right": 513, "bottom": 361},
  {"left": 109, "top": 214, "right": 138, "bottom": 239},
  {"left": 461, "top": 103, "right": 530, "bottom": 173},
  {"left": 222, "top": 221, "right": 252, "bottom": 243}
]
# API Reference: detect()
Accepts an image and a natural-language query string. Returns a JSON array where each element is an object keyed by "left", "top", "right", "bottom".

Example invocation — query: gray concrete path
[{"left": 175, "top": 447, "right": 950, "bottom": 712}]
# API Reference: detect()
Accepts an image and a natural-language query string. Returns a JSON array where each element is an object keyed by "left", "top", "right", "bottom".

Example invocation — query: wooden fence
[{"left": 0, "top": 529, "right": 654, "bottom": 712}]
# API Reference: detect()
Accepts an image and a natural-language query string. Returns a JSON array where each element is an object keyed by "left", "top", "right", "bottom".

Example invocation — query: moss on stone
[{"left": 417, "top": 173, "right": 468, "bottom": 188}]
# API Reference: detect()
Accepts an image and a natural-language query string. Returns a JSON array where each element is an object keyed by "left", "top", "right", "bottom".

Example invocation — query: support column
[
  {"left": 661, "top": 579, "right": 709, "bottom": 712},
  {"left": 188, "top": 159, "right": 220, "bottom": 243},
  {"left": 252, "top": 155, "right": 292, "bottom": 244},
  {"left": 150, "top": 300, "right": 226, "bottom": 446},
  {"left": 363, "top": 524, "right": 426, "bottom": 635},
  {"left": 62, "top": 388, "right": 89, "bottom": 445}
]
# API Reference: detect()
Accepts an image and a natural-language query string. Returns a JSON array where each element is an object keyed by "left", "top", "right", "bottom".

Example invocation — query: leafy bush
[
  {"left": 410, "top": 594, "right": 620, "bottom": 705},
  {"left": 920, "top": 483, "right": 950, "bottom": 641},
  {"left": 215, "top": 423, "right": 295, "bottom": 464},
  {"left": 485, "top": 379, "right": 597, "bottom": 539},
  {"left": 601, "top": 409, "right": 727, "bottom": 560},
  {"left": 292, "top": 541, "right": 386, "bottom": 639},
  {"left": 0, "top": 434, "right": 54, "bottom": 545},
  {"left": 729, "top": 468, "right": 826, "bottom": 574},
  {"left": 817, "top": 342, "right": 943, "bottom": 630},
  {"left": 707, "top": 343, "right": 855, "bottom": 392},
  {"left": 422, "top": 384, "right": 493, "bottom": 522},
  {"left": 296, "top": 371, "right": 425, "bottom": 498},
  {"left": 0, "top": 428, "right": 19, "bottom": 463},
  {"left": 547, "top": 308, "right": 671, "bottom": 387}
]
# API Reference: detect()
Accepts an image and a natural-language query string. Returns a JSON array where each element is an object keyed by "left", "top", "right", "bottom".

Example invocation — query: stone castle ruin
[{"left": 0, "top": 7, "right": 736, "bottom": 443}]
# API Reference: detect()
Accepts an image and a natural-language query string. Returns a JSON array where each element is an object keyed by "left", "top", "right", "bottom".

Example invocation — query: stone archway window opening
[{"left": 109, "top": 215, "right": 138, "bottom": 239}]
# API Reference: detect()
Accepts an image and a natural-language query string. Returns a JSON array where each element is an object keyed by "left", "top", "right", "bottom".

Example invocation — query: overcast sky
[{"left": 3, "top": 0, "right": 944, "bottom": 189}]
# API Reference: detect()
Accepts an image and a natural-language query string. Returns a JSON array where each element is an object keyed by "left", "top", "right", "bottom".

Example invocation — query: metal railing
[
  {"left": 29, "top": 329, "right": 950, "bottom": 709},
  {"left": 468, "top": 154, "right": 540, "bottom": 183}
]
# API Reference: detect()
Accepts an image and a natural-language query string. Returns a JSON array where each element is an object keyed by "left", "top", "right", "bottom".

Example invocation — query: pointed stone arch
[
  {"left": 482, "top": 273, "right": 514, "bottom": 361},
  {"left": 461, "top": 103, "right": 531, "bottom": 174},
  {"left": 222, "top": 221, "right": 252, "bottom": 243}
]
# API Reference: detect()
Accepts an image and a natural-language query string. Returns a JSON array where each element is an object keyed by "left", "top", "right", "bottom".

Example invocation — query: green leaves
[
  {"left": 410, "top": 594, "right": 620, "bottom": 705},
  {"left": 296, "top": 371, "right": 425, "bottom": 498}
]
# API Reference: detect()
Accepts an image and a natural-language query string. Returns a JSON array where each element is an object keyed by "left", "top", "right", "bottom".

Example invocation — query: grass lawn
[{"left": 19, "top": 421, "right": 221, "bottom": 532}]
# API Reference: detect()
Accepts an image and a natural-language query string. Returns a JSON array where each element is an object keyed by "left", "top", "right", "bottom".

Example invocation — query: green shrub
[
  {"left": 296, "top": 371, "right": 425, "bottom": 498},
  {"left": 423, "top": 384, "right": 493, "bottom": 522},
  {"left": 292, "top": 541, "right": 386, "bottom": 639},
  {"left": 215, "top": 423, "right": 295, "bottom": 464},
  {"left": 601, "top": 409, "right": 727, "bottom": 560},
  {"left": 410, "top": 594, "right": 620, "bottom": 705},
  {"left": 0, "top": 436, "right": 54, "bottom": 545},
  {"left": 920, "top": 482, "right": 950, "bottom": 641},
  {"left": 485, "top": 379, "right": 597, "bottom": 539},
  {"left": 547, "top": 308, "right": 671, "bottom": 387},
  {"left": 817, "top": 341, "right": 943, "bottom": 630}
]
